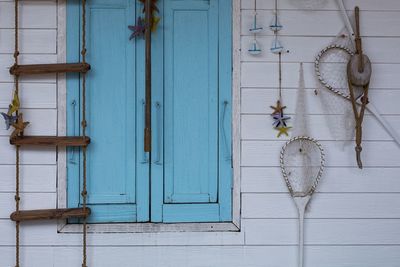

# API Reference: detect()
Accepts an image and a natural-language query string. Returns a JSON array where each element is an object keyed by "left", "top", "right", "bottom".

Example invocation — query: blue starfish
[
  {"left": 272, "top": 113, "right": 291, "bottom": 128},
  {"left": 128, "top": 17, "right": 145, "bottom": 40},
  {"left": 1, "top": 112, "right": 17, "bottom": 130}
]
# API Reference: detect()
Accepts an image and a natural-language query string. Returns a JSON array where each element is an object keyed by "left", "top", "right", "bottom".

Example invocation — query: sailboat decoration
[
  {"left": 248, "top": 0, "right": 262, "bottom": 55},
  {"left": 270, "top": 3, "right": 284, "bottom": 54}
]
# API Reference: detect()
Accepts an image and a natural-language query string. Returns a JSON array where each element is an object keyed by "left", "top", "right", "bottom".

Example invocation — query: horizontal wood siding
[{"left": 0, "top": 0, "right": 400, "bottom": 266}]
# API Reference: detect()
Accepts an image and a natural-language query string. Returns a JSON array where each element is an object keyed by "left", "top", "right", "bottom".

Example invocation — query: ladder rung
[
  {"left": 10, "top": 208, "right": 91, "bottom": 222},
  {"left": 9, "top": 63, "right": 91, "bottom": 75},
  {"left": 10, "top": 136, "right": 90, "bottom": 147}
]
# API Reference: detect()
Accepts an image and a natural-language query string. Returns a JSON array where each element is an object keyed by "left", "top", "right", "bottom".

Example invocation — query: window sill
[{"left": 58, "top": 221, "right": 240, "bottom": 233}]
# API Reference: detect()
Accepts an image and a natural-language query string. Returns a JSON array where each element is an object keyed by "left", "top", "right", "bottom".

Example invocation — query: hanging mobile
[
  {"left": 270, "top": 0, "right": 283, "bottom": 54},
  {"left": 270, "top": 0, "right": 290, "bottom": 137},
  {"left": 248, "top": 0, "right": 262, "bottom": 55}
]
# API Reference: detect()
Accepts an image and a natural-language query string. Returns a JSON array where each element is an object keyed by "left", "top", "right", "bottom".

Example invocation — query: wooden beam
[
  {"left": 9, "top": 63, "right": 91, "bottom": 75},
  {"left": 10, "top": 136, "right": 90, "bottom": 147},
  {"left": 10, "top": 208, "right": 91, "bottom": 222}
]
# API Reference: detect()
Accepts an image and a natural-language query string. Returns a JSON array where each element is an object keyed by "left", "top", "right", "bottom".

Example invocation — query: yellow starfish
[
  {"left": 152, "top": 16, "right": 161, "bottom": 32},
  {"left": 276, "top": 126, "right": 291, "bottom": 138},
  {"left": 8, "top": 93, "right": 20, "bottom": 115},
  {"left": 10, "top": 113, "right": 29, "bottom": 140},
  {"left": 270, "top": 100, "right": 286, "bottom": 115}
]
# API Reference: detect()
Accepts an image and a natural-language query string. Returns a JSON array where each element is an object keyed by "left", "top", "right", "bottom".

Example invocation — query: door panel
[
  {"left": 152, "top": 0, "right": 232, "bottom": 223},
  {"left": 67, "top": 0, "right": 149, "bottom": 223},
  {"left": 163, "top": 0, "right": 219, "bottom": 204}
]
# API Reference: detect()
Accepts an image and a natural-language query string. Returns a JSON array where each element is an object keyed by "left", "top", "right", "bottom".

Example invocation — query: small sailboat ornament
[
  {"left": 248, "top": 0, "right": 263, "bottom": 55},
  {"left": 269, "top": 11, "right": 283, "bottom": 32},
  {"left": 248, "top": 39, "right": 262, "bottom": 55},
  {"left": 271, "top": 36, "right": 284, "bottom": 54},
  {"left": 249, "top": 12, "right": 263, "bottom": 33}
]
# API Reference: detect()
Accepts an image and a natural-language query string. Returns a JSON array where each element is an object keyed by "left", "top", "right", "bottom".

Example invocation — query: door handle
[
  {"left": 221, "top": 100, "right": 231, "bottom": 161},
  {"left": 69, "top": 99, "right": 77, "bottom": 164},
  {"left": 141, "top": 99, "right": 149, "bottom": 164},
  {"left": 154, "top": 102, "right": 162, "bottom": 165}
]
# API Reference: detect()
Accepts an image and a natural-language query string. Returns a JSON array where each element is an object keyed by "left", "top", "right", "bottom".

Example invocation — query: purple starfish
[
  {"left": 128, "top": 17, "right": 145, "bottom": 40},
  {"left": 272, "top": 113, "right": 291, "bottom": 128}
]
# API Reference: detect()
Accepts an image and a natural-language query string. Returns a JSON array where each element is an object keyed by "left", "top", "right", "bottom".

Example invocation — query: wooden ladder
[{"left": 8, "top": 1, "right": 92, "bottom": 266}]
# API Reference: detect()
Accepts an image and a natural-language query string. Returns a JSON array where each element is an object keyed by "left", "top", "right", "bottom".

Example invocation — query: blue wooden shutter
[
  {"left": 67, "top": 0, "right": 149, "bottom": 223},
  {"left": 151, "top": 0, "right": 232, "bottom": 223}
]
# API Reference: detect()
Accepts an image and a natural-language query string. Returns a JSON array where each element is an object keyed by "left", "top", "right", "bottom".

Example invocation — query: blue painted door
[
  {"left": 67, "top": 0, "right": 149, "bottom": 223},
  {"left": 151, "top": 0, "right": 232, "bottom": 222},
  {"left": 67, "top": 0, "right": 231, "bottom": 223}
]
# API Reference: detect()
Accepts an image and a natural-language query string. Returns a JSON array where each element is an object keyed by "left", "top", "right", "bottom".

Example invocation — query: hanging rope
[
  {"left": 13, "top": 0, "right": 20, "bottom": 266},
  {"left": 81, "top": 0, "right": 88, "bottom": 266}
]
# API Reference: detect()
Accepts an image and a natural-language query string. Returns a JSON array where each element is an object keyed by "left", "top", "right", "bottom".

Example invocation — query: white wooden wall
[{"left": 1, "top": 0, "right": 400, "bottom": 266}]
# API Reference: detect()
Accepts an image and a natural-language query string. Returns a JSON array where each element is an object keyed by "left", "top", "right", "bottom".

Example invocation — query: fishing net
[
  {"left": 315, "top": 28, "right": 357, "bottom": 145},
  {"left": 282, "top": 64, "right": 325, "bottom": 198},
  {"left": 280, "top": 64, "right": 325, "bottom": 267}
]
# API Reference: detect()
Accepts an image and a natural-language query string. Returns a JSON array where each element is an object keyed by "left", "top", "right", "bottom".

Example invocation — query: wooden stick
[
  {"left": 10, "top": 208, "right": 91, "bottom": 222},
  {"left": 144, "top": 0, "right": 152, "bottom": 152},
  {"left": 9, "top": 63, "right": 90, "bottom": 75},
  {"left": 10, "top": 136, "right": 90, "bottom": 147}
]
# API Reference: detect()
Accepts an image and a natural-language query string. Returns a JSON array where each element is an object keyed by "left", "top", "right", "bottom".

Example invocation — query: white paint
[{"left": 1, "top": 0, "right": 400, "bottom": 266}]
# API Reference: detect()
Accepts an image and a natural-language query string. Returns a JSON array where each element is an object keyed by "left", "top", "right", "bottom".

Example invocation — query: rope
[
  {"left": 278, "top": 52, "right": 282, "bottom": 102},
  {"left": 81, "top": 0, "right": 88, "bottom": 266},
  {"left": 15, "top": 147, "right": 20, "bottom": 267},
  {"left": 14, "top": 1, "right": 20, "bottom": 266}
]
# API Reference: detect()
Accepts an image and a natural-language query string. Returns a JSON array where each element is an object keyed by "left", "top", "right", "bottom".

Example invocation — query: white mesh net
[
  {"left": 281, "top": 64, "right": 323, "bottom": 197},
  {"left": 316, "top": 28, "right": 357, "bottom": 146},
  {"left": 281, "top": 138, "right": 323, "bottom": 197}
]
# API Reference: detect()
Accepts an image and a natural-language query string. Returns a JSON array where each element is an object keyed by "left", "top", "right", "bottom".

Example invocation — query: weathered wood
[
  {"left": 9, "top": 63, "right": 91, "bottom": 75},
  {"left": 10, "top": 136, "right": 90, "bottom": 147},
  {"left": 10, "top": 208, "right": 91, "bottom": 222}
]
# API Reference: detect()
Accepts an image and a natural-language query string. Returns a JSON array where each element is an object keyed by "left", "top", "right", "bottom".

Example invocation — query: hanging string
[
  {"left": 81, "top": 0, "right": 88, "bottom": 266},
  {"left": 278, "top": 51, "right": 282, "bottom": 102},
  {"left": 14, "top": 0, "right": 20, "bottom": 266}
]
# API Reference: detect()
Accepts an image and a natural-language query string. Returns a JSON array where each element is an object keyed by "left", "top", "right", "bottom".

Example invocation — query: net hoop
[
  {"left": 280, "top": 136, "right": 325, "bottom": 197},
  {"left": 315, "top": 44, "right": 354, "bottom": 100}
]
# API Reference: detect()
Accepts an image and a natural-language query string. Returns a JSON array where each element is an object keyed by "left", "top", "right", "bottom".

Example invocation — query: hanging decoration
[
  {"left": 129, "top": 0, "right": 160, "bottom": 40},
  {"left": 1, "top": 92, "right": 20, "bottom": 130},
  {"left": 1, "top": 91, "right": 28, "bottom": 134},
  {"left": 269, "top": 0, "right": 290, "bottom": 138},
  {"left": 129, "top": 17, "right": 146, "bottom": 39},
  {"left": 270, "top": 0, "right": 283, "bottom": 54},
  {"left": 316, "top": 1, "right": 400, "bottom": 168},
  {"left": 270, "top": 52, "right": 291, "bottom": 138},
  {"left": 248, "top": 0, "right": 262, "bottom": 55},
  {"left": 346, "top": 7, "right": 371, "bottom": 169},
  {"left": 10, "top": 113, "right": 29, "bottom": 140}
]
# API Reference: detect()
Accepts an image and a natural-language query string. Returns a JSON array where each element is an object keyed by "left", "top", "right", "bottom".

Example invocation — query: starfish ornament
[
  {"left": 1, "top": 112, "right": 18, "bottom": 130},
  {"left": 151, "top": 16, "right": 161, "bottom": 32},
  {"left": 276, "top": 126, "right": 291, "bottom": 138},
  {"left": 270, "top": 100, "right": 286, "bottom": 115},
  {"left": 128, "top": 17, "right": 146, "bottom": 40},
  {"left": 8, "top": 93, "right": 20, "bottom": 115},
  {"left": 272, "top": 113, "right": 291, "bottom": 128},
  {"left": 10, "top": 113, "right": 29, "bottom": 140}
]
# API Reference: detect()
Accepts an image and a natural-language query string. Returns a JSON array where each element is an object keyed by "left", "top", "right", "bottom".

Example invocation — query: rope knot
[
  {"left": 355, "top": 146, "right": 362, "bottom": 153},
  {"left": 14, "top": 195, "right": 20, "bottom": 202},
  {"left": 81, "top": 49, "right": 87, "bottom": 56},
  {"left": 81, "top": 190, "right": 88, "bottom": 197},
  {"left": 13, "top": 51, "right": 20, "bottom": 58},
  {"left": 81, "top": 120, "right": 87, "bottom": 128}
]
